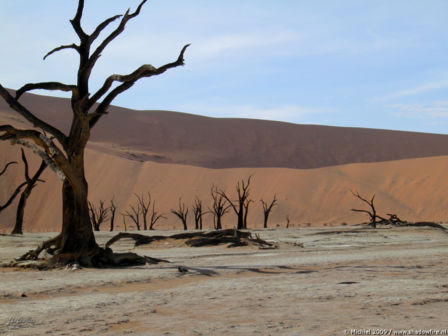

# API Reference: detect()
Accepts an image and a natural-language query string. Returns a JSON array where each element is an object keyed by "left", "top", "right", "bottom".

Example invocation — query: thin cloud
[
  {"left": 191, "top": 31, "right": 303, "bottom": 60},
  {"left": 390, "top": 101, "right": 448, "bottom": 119},
  {"left": 176, "top": 104, "right": 329, "bottom": 123},
  {"left": 378, "top": 80, "right": 448, "bottom": 101}
]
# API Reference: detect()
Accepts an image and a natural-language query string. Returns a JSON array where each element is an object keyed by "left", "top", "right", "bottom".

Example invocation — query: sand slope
[
  {"left": 2, "top": 90, "right": 448, "bottom": 169},
  {"left": 1, "top": 141, "right": 448, "bottom": 232}
]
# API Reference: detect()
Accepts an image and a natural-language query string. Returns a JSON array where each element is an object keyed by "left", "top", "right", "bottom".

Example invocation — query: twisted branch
[{"left": 16, "top": 82, "right": 77, "bottom": 99}]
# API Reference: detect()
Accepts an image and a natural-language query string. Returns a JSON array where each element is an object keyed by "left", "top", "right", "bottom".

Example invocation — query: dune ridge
[
  {"left": 1, "top": 91, "right": 448, "bottom": 232},
  {"left": 2, "top": 90, "right": 448, "bottom": 169}
]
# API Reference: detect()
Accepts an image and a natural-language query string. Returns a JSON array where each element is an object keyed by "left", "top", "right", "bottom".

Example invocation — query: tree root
[
  {"left": 106, "top": 229, "right": 276, "bottom": 249},
  {"left": 11, "top": 233, "right": 168, "bottom": 269}
]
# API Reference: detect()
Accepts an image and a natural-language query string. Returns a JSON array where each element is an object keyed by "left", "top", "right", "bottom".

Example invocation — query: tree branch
[
  {"left": 0, "top": 125, "right": 67, "bottom": 180},
  {"left": 43, "top": 44, "right": 80, "bottom": 60},
  {"left": 0, "top": 85, "right": 67, "bottom": 146},
  {"left": 0, "top": 161, "right": 17, "bottom": 177},
  {"left": 88, "top": 44, "right": 190, "bottom": 128},
  {"left": 0, "top": 182, "right": 27, "bottom": 213},
  {"left": 16, "top": 82, "right": 77, "bottom": 100},
  {"left": 89, "top": 14, "right": 123, "bottom": 43},
  {"left": 86, "top": 0, "right": 148, "bottom": 77},
  {"left": 70, "top": 0, "right": 87, "bottom": 40}
]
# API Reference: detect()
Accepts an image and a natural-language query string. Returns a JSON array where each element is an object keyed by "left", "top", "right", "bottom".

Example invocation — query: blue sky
[{"left": 1, "top": 1, "right": 448, "bottom": 134}]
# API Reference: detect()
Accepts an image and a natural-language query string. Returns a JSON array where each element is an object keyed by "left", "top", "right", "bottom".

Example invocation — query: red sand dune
[
  {"left": 1, "top": 91, "right": 448, "bottom": 232},
  {"left": 2, "top": 90, "right": 448, "bottom": 169}
]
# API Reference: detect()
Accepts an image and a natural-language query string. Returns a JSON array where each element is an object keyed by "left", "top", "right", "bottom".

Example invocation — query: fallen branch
[{"left": 106, "top": 229, "right": 275, "bottom": 249}]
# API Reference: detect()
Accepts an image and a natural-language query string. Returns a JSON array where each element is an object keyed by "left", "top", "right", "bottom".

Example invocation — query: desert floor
[{"left": 1, "top": 226, "right": 448, "bottom": 336}]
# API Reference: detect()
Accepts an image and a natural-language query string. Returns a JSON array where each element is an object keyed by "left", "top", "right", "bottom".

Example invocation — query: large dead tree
[
  {"left": 219, "top": 176, "right": 253, "bottom": 230},
  {"left": 0, "top": 160, "right": 27, "bottom": 214},
  {"left": 210, "top": 186, "right": 231, "bottom": 230},
  {"left": 171, "top": 198, "right": 189, "bottom": 230},
  {"left": 261, "top": 195, "right": 277, "bottom": 229},
  {"left": 11, "top": 149, "right": 47, "bottom": 234},
  {"left": 0, "top": 1, "right": 189, "bottom": 266}
]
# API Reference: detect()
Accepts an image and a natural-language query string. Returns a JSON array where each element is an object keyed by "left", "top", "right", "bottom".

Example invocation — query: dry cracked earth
[{"left": 0, "top": 226, "right": 448, "bottom": 335}]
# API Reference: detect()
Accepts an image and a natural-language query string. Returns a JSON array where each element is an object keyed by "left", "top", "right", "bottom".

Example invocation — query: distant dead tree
[
  {"left": 11, "top": 149, "right": 47, "bottom": 234},
  {"left": 109, "top": 198, "right": 117, "bottom": 232},
  {"left": 210, "top": 186, "right": 231, "bottom": 230},
  {"left": 261, "top": 195, "right": 278, "bottom": 229},
  {"left": 192, "top": 197, "right": 206, "bottom": 230},
  {"left": 123, "top": 202, "right": 141, "bottom": 231},
  {"left": 219, "top": 176, "right": 253, "bottom": 230},
  {"left": 121, "top": 213, "right": 127, "bottom": 232},
  {"left": 171, "top": 198, "right": 188, "bottom": 230},
  {"left": 149, "top": 200, "right": 166, "bottom": 230},
  {"left": 88, "top": 200, "right": 109, "bottom": 231},
  {"left": 286, "top": 215, "right": 291, "bottom": 229},
  {"left": 350, "top": 190, "right": 387, "bottom": 228},
  {"left": 0, "top": 160, "right": 26, "bottom": 214},
  {"left": 135, "top": 193, "right": 151, "bottom": 231}
]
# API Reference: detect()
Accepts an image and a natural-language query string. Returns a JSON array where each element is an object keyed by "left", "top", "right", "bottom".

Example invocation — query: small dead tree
[
  {"left": 11, "top": 149, "right": 47, "bottom": 234},
  {"left": 149, "top": 200, "right": 166, "bottom": 230},
  {"left": 123, "top": 203, "right": 142, "bottom": 231},
  {"left": 122, "top": 213, "right": 127, "bottom": 232},
  {"left": 350, "top": 190, "right": 386, "bottom": 228},
  {"left": 192, "top": 197, "right": 206, "bottom": 230},
  {"left": 286, "top": 215, "right": 291, "bottom": 228},
  {"left": 219, "top": 176, "right": 253, "bottom": 230},
  {"left": 0, "top": 160, "right": 27, "bottom": 214},
  {"left": 261, "top": 195, "right": 277, "bottom": 229},
  {"left": 210, "top": 186, "right": 231, "bottom": 230},
  {"left": 171, "top": 198, "right": 188, "bottom": 230},
  {"left": 135, "top": 192, "right": 151, "bottom": 231},
  {"left": 109, "top": 198, "right": 117, "bottom": 231},
  {"left": 88, "top": 200, "right": 109, "bottom": 231}
]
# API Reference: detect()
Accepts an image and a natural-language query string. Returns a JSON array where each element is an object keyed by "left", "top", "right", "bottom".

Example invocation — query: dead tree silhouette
[{"left": 0, "top": 0, "right": 189, "bottom": 266}]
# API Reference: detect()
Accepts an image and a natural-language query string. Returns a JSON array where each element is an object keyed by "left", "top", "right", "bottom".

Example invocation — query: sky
[{"left": 1, "top": 0, "right": 448, "bottom": 134}]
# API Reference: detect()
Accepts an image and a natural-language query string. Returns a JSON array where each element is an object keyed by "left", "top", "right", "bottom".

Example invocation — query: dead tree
[
  {"left": 109, "top": 198, "right": 117, "bottom": 231},
  {"left": 123, "top": 203, "right": 142, "bottom": 231},
  {"left": 0, "top": 0, "right": 189, "bottom": 266},
  {"left": 11, "top": 149, "right": 47, "bottom": 234},
  {"left": 210, "top": 186, "right": 231, "bottom": 230},
  {"left": 0, "top": 160, "right": 27, "bottom": 214},
  {"left": 243, "top": 199, "right": 253, "bottom": 229},
  {"left": 286, "top": 215, "right": 291, "bottom": 228},
  {"left": 192, "top": 197, "right": 206, "bottom": 230},
  {"left": 171, "top": 198, "right": 189, "bottom": 230},
  {"left": 350, "top": 190, "right": 386, "bottom": 228},
  {"left": 135, "top": 193, "right": 151, "bottom": 230},
  {"left": 149, "top": 201, "right": 166, "bottom": 230},
  {"left": 219, "top": 176, "right": 253, "bottom": 230},
  {"left": 261, "top": 195, "right": 277, "bottom": 229},
  {"left": 88, "top": 200, "right": 109, "bottom": 231}
]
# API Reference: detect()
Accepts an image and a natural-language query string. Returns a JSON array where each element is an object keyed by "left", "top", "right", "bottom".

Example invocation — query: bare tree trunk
[
  {"left": 59, "top": 178, "right": 96, "bottom": 255},
  {"left": 11, "top": 155, "right": 47, "bottom": 234},
  {"left": 109, "top": 199, "right": 117, "bottom": 231},
  {"left": 261, "top": 195, "right": 277, "bottom": 229}
]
